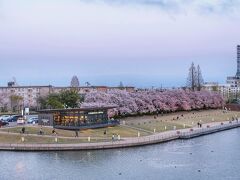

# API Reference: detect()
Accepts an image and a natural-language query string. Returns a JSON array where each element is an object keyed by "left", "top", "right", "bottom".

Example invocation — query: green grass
[
  {"left": 0, "top": 125, "right": 150, "bottom": 139},
  {"left": 0, "top": 133, "right": 112, "bottom": 144},
  {"left": 122, "top": 110, "right": 240, "bottom": 132},
  {"left": 0, "top": 109, "right": 239, "bottom": 144},
  {"left": 127, "top": 121, "right": 191, "bottom": 132}
]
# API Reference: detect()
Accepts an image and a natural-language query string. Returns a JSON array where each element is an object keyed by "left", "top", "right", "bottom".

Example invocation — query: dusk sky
[{"left": 0, "top": 0, "right": 240, "bottom": 88}]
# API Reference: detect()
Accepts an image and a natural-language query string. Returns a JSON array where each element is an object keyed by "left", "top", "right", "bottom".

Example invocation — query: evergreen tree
[
  {"left": 196, "top": 65, "right": 204, "bottom": 91},
  {"left": 186, "top": 62, "right": 197, "bottom": 91},
  {"left": 59, "top": 89, "right": 80, "bottom": 108},
  {"left": 46, "top": 94, "right": 63, "bottom": 109}
]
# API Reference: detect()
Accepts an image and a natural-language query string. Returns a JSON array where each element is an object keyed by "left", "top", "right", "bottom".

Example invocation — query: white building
[
  {"left": 203, "top": 45, "right": 240, "bottom": 99},
  {"left": 203, "top": 82, "right": 240, "bottom": 99}
]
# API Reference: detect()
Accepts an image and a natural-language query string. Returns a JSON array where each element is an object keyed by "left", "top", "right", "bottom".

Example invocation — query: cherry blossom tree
[{"left": 81, "top": 89, "right": 224, "bottom": 117}]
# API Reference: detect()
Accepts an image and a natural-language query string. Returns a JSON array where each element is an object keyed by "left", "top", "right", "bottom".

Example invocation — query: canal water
[{"left": 1, "top": 128, "right": 240, "bottom": 180}]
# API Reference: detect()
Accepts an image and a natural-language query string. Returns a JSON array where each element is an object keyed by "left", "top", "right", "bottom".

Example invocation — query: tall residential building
[
  {"left": 204, "top": 45, "right": 240, "bottom": 99},
  {"left": 236, "top": 45, "right": 240, "bottom": 77},
  {"left": 226, "top": 45, "right": 240, "bottom": 86}
]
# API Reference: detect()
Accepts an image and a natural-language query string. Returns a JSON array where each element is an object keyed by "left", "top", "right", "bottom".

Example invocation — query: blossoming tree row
[{"left": 82, "top": 89, "right": 224, "bottom": 117}]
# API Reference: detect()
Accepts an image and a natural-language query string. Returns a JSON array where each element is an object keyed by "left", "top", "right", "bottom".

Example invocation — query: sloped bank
[{"left": 0, "top": 121, "right": 239, "bottom": 151}]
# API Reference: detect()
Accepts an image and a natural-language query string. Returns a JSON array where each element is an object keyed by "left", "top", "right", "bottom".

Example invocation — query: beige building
[
  {"left": 0, "top": 85, "right": 52, "bottom": 110},
  {"left": 0, "top": 84, "right": 135, "bottom": 111}
]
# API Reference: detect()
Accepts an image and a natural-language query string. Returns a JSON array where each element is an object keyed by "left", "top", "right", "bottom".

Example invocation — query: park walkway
[{"left": 0, "top": 120, "right": 239, "bottom": 151}]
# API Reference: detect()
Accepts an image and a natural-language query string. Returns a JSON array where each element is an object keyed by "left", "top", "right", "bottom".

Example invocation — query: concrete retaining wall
[
  {"left": 179, "top": 122, "right": 240, "bottom": 139},
  {"left": 0, "top": 122, "right": 240, "bottom": 151}
]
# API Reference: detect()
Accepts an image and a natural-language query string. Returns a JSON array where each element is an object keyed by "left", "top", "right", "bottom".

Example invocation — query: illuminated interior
[
  {"left": 38, "top": 107, "right": 119, "bottom": 130},
  {"left": 53, "top": 110, "right": 108, "bottom": 127}
]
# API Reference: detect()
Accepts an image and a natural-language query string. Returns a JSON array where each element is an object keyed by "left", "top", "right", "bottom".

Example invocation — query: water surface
[{"left": 1, "top": 129, "right": 240, "bottom": 180}]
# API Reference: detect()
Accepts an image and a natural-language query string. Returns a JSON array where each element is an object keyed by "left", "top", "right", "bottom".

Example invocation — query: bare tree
[
  {"left": 0, "top": 92, "right": 8, "bottom": 112},
  {"left": 196, "top": 65, "right": 204, "bottom": 91},
  {"left": 10, "top": 95, "right": 23, "bottom": 112},
  {"left": 71, "top": 75, "right": 80, "bottom": 87},
  {"left": 186, "top": 62, "right": 197, "bottom": 91}
]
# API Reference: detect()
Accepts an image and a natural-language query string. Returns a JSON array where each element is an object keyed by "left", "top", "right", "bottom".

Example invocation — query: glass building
[{"left": 37, "top": 106, "right": 119, "bottom": 130}]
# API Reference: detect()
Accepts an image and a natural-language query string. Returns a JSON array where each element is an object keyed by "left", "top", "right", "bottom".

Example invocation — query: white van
[{"left": 17, "top": 118, "right": 25, "bottom": 125}]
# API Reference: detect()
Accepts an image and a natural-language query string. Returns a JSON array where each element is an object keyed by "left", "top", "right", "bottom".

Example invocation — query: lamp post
[{"left": 137, "top": 131, "right": 140, "bottom": 137}]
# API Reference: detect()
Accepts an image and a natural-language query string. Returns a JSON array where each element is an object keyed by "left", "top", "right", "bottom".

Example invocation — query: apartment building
[{"left": 0, "top": 83, "right": 135, "bottom": 110}]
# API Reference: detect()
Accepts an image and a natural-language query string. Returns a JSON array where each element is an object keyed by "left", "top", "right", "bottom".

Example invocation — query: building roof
[
  {"left": 0, "top": 85, "right": 135, "bottom": 89},
  {"left": 53, "top": 86, "right": 108, "bottom": 89},
  {"left": 0, "top": 85, "right": 52, "bottom": 88},
  {"left": 37, "top": 106, "right": 118, "bottom": 113},
  {"left": 109, "top": 86, "right": 135, "bottom": 89}
]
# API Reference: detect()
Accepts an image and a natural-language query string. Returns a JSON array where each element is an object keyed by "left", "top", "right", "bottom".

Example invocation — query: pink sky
[{"left": 0, "top": 0, "right": 239, "bottom": 87}]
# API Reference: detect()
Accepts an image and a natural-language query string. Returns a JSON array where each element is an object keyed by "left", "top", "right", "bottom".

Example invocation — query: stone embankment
[{"left": 0, "top": 121, "right": 239, "bottom": 151}]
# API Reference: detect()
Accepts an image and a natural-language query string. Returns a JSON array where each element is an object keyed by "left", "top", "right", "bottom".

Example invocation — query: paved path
[
  {"left": 0, "top": 120, "right": 239, "bottom": 151},
  {"left": 120, "top": 124, "right": 154, "bottom": 134}
]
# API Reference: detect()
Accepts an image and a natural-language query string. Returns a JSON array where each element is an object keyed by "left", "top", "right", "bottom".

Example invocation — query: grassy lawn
[
  {"left": 0, "top": 109, "right": 239, "bottom": 144},
  {"left": 121, "top": 110, "right": 240, "bottom": 132},
  {"left": 0, "top": 125, "right": 150, "bottom": 139},
  {"left": 0, "top": 133, "right": 111, "bottom": 144},
  {"left": 125, "top": 121, "right": 192, "bottom": 132},
  {"left": 0, "top": 125, "right": 150, "bottom": 144},
  {"left": 78, "top": 126, "right": 150, "bottom": 137}
]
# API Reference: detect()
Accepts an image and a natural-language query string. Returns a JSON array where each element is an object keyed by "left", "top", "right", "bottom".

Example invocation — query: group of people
[
  {"left": 172, "top": 114, "right": 184, "bottom": 121},
  {"left": 21, "top": 126, "right": 58, "bottom": 136},
  {"left": 197, "top": 122, "right": 202, "bottom": 128},
  {"left": 229, "top": 117, "right": 239, "bottom": 124},
  {"left": 112, "top": 133, "right": 120, "bottom": 141}
]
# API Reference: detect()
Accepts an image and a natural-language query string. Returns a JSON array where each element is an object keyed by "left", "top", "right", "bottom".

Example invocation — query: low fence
[
  {"left": 179, "top": 121, "right": 240, "bottom": 139},
  {"left": 0, "top": 121, "right": 240, "bottom": 151},
  {"left": 0, "top": 132, "right": 179, "bottom": 151}
]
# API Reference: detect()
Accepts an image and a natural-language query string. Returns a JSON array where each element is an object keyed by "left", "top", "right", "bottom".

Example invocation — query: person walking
[
  {"left": 75, "top": 130, "right": 79, "bottom": 137},
  {"left": 21, "top": 127, "right": 25, "bottom": 134},
  {"left": 39, "top": 127, "right": 43, "bottom": 135}
]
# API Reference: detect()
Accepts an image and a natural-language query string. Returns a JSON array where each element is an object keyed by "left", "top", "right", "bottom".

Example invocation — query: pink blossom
[{"left": 82, "top": 89, "right": 224, "bottom": 117}]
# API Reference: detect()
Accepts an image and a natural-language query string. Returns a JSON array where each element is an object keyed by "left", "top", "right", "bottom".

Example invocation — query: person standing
[
  {"left": 75, "top": 130, "right": 79, "bottom": 137},
  {"left": 21, "top": 127, "right": 25, "bottom": 134},
  {"left": 39, "top": 127, "right": 43, "bottom": 135}
]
